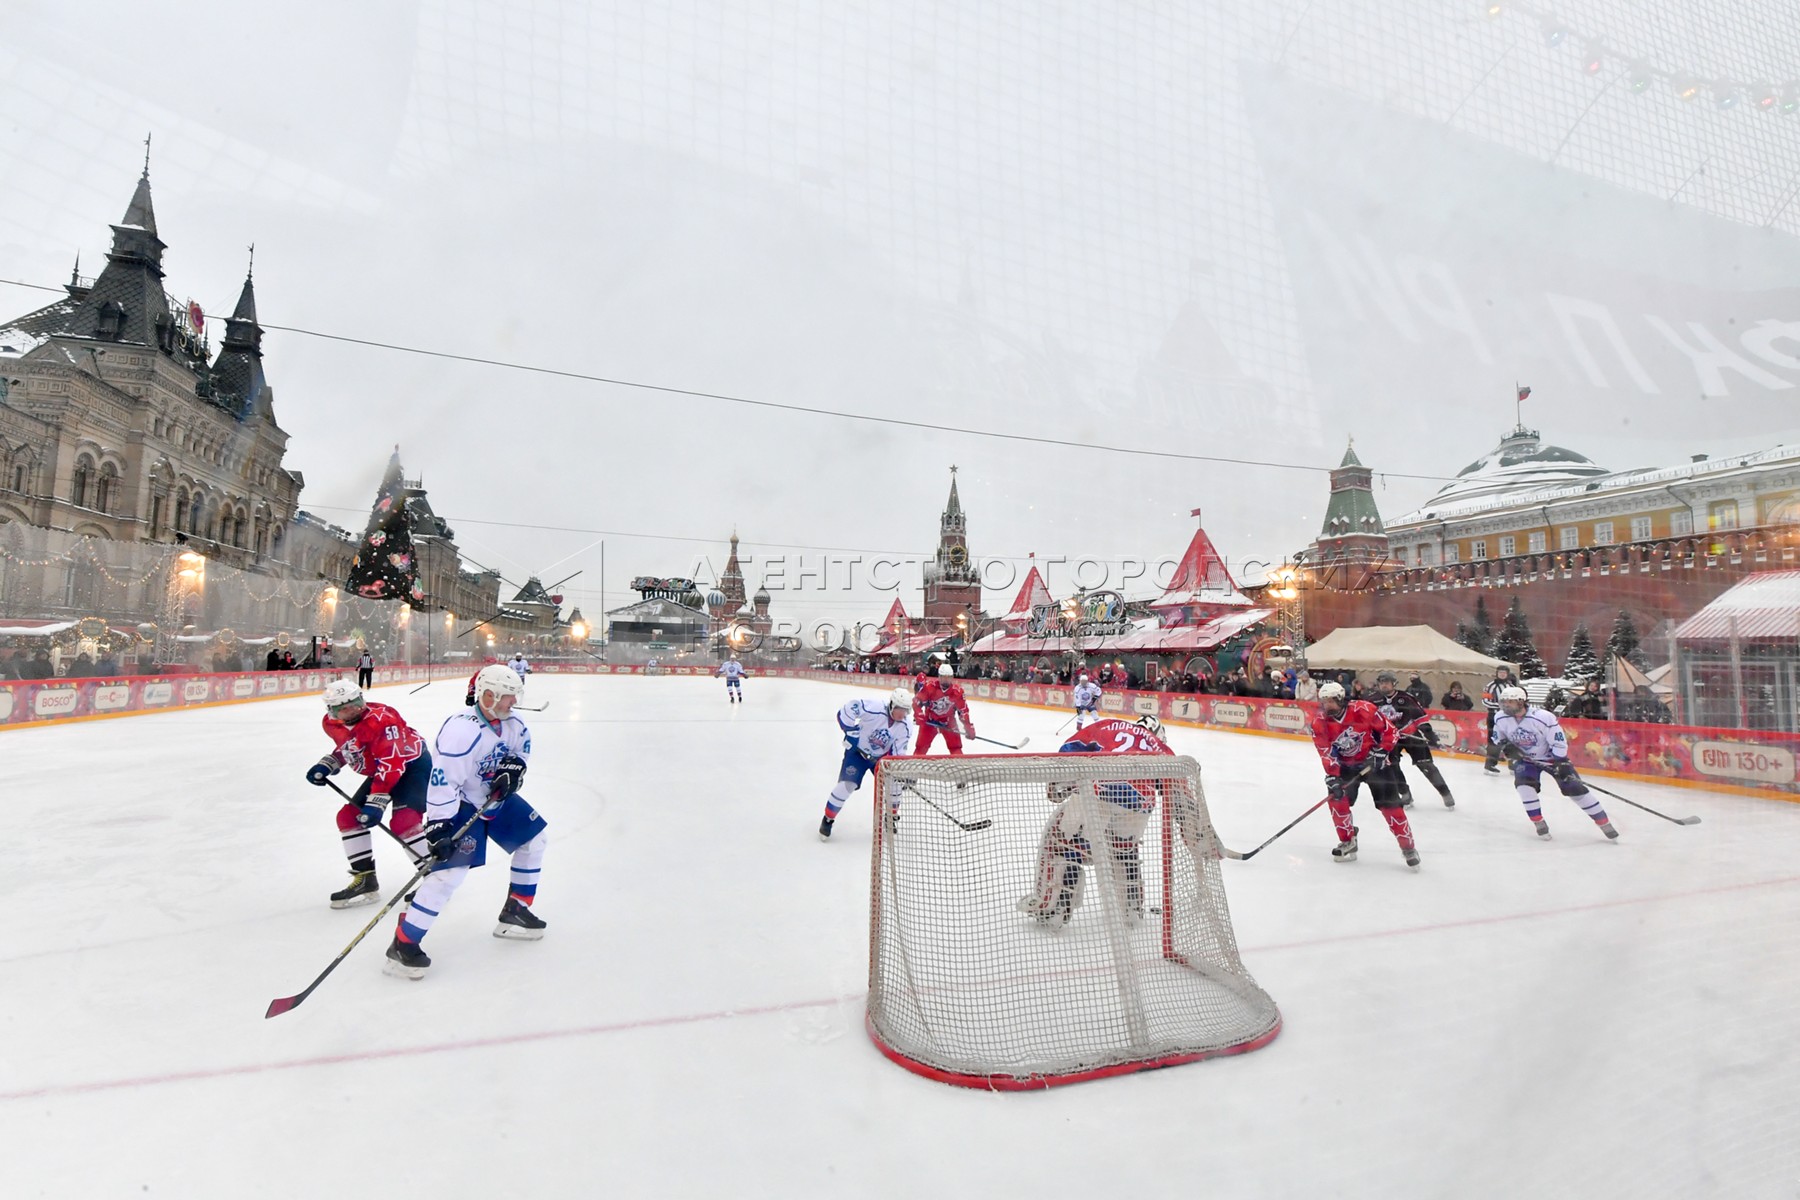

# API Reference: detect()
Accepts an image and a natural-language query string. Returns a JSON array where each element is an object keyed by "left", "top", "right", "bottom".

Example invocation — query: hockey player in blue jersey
[
  {"left": 819, "top": 688, "right": 914, "bottom": 841},
  {"left": 1492, "top": 685, "right": 1618, "bottom": 842},
  {"left": 1071, "top": 674, "right": 1102, "bottom": 729},
  {"left": 385, "top": 664, "right": 550, "bottom": 979},
  {"left": 718, "top": 656, "right": 746, "bottom": 703}
]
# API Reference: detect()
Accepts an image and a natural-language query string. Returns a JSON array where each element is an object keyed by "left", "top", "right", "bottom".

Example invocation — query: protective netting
[{"left": 867, "top": 753, "right": 1280, "bottom": 1089}]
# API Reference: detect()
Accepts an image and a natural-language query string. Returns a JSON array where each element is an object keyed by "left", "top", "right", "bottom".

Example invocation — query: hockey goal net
[{"left": 867, "top": 752, "right": 1280, "bottom": 1089}]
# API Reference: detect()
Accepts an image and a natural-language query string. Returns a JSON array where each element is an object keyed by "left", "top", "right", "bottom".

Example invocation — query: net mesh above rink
[{"left": 866, "top": 753, "right": 1281, "bottom": 1089}]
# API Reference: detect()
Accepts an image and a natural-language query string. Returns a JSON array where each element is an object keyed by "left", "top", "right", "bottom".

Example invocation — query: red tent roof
[
  {"left": 1005, "top": 561, "right": 1052, "bottom": 621},
  {"left": 1152, "top": 526, "right": 1252, "bottom": 610}
]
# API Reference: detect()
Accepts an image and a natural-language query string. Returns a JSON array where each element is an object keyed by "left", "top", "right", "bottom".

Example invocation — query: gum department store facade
[{"left": 0, "top": 169, "right": 555, "bottom": 651}]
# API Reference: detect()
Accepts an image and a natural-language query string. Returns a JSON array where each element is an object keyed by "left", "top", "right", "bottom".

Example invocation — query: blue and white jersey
[
  {"left": 836, "top": 698, "right": 914, "bottom": 761},
  {"left": 508, "top": 656, "right": 532, "bottom": 675},
  {"left": 719, "top": 661, "right": 745, "bottom": 680},
  {"left": 427, "top": 709, "right": 533, "bottom": 821},
  {"left": 1492, "top": 706, "right": 1569, "bottom": 767},
  {"left": 1072, "top": 682, "right": 1102, "bottom": 710}
]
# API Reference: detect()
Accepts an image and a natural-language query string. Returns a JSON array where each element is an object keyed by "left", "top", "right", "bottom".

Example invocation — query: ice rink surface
[{"left": 4, "top": 674, "right": 1798, "bottom": 1199}]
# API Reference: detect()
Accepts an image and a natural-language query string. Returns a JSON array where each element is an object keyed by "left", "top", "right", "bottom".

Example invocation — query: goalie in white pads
[
  {"left": 1018, "top": 715, "right": 1190, "bottom": 924},
  {"left": 819, "top": 688, "right": 914, "bottom": 840},
  {"left": 385, "top": 664, "right": 550, "bottom": 979},
  {"left": 1492, "top": 686, "right": 1618, "bottom": 842}
]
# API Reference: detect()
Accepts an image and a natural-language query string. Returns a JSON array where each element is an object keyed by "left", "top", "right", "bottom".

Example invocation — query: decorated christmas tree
[
  {"left": 1490, "top": 596, "right": 1547, "bottom": 679},
  {"left": 1606, "top": 608, "right": 1647, "bottom": 670},
  {"left": 1562, "top": 623, "right": 1602, "bottom": 681},
  {"left": 345, "top": 449, "right": 425, "bottom": 606}
]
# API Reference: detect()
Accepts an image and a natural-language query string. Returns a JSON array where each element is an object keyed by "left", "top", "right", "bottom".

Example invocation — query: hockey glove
[
  {"left": 305, "top": 755, "right": 340, "bottom": 786},
  {"left": 488, "top": 750, "right": 528, "bottom": 800},
  {"left": 1325, "top": 774, "right": 1345, "bottom": 799},
  {"left": 1365, "top": 750, "right": 1390, "bottom": 773},
  {"left": 424, "top": 819, "right": 459, "bottom": 863},
  {"left": 1549, "top": 759, "right": 1578, "bottom": 783},
  {"left": 353, "top": 802, "right": 386, "bottom": 829}
]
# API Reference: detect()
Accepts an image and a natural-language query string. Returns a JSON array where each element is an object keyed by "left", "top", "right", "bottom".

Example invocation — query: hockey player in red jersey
[
  {"left": 305, "top": 680, "right": 435, "bottom": 906},
  {"left": 915, "top": 665, "right": 975, "bottom": 755},
  {"left": 1311, "top": 681, "right": 1419, "bottom": 869}
]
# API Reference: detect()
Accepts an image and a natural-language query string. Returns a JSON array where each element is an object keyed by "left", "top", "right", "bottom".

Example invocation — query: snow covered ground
[{"left": 4, "top": 673, "right": 1798, "bottom": 1199}]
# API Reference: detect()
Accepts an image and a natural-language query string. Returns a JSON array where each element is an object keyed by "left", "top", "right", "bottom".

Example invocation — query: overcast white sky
[{"left": 4, "top": 0, "right": 1798, "bottom": 631}]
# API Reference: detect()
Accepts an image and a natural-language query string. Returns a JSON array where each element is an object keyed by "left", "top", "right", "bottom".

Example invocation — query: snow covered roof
[
  {"left": 1004, "top": 562, "right": 1051, "bottom": 621},
  {"left": 1674, "top": 570, "right": 1800, "bottom": 641},
  {"left": 0, "top": 327, "right": 47, "bottom": 358},
  {"left": 1151, "top": 526, "right": 1254, "bottom": 609},
  {"left": 1390, "top": 440, "right": 1800, "bottom": 528}
]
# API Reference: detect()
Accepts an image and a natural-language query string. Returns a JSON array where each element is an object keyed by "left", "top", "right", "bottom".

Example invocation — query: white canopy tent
[{"left": 1304, "top": 624, "right": 1514, "bottom": 701}]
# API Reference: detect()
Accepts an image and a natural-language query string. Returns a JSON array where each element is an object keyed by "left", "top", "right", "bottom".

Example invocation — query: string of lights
[{"left": 1483, "top": 1, "right": 1800, "bottom": 112}]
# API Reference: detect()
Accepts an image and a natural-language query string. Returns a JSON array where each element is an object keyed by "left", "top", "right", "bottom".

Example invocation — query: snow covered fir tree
[
  {"left": 1562, "top": 624, "right": 1602, "bottom": 682},
  {"left": 1490, "top": 596, "right": 1547, "bottom": 680},
  {"left": 1607, "top": 608, "right": 1647, "bottom": 670}
]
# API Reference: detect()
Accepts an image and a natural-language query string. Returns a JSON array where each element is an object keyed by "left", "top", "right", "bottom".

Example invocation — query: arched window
[
  {"left": 71, "top": 457, "right": 92, "bottom": 508},
  {"left": 96, "top": 463, "right": 119, "bottom": 514},
  {"left": 174, "top": 491, "right": 189, "bottom": 533},
  {"left": 11, "top": 463, "right": 23, "bottom": 493}
]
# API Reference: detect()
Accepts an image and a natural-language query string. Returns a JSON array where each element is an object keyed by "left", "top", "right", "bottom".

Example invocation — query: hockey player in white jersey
[
  {"left": 1071, "top": 674, "right": 1102, "bottom": 729},
  {"left": 385, "top": 664, "right": 550, "bottom": 978},
  {"left": 1491, "top": 686, "right": 1618, "bottom": 842},
  {"left": 718, "top": 656, "right": 746, "bottom": 703},
  {"left": 818, "top": 688, "right": 914, "bottom": 841}
]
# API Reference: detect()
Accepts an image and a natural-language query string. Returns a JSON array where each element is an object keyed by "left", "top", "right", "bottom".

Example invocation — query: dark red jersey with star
[
  {"left": 1310, "top": 699, "right": 1398, "bottom": 776},
  {"left": 321, "top": 702, "right": 425, "bottom": 796}
]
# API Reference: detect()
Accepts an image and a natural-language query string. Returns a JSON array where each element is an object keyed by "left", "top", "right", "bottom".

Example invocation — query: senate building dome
[{"left": 1426, "top": 426, "right": 1611, "bottom": 510}]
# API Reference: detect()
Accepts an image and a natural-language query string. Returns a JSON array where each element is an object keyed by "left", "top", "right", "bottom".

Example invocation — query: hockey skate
[
  {"left": 1440, "top": 790, "right": 1456, "bottom": 808},
  {"left": 818, "top": 815, "right": 835, "bottom": 841},
  {"left": 1533, "top": 818, "right": 1552, "bottom": 839},
  {"left": 1598, "top": 821, "right": 1620, "bottom": 840},
  {"left": 1400, "top": 790, "right": 1414, "bottom": 809},
  {"left": 494, "top": 897, "right": 547, "bottom": 940},
  {"left": 1402, "top": 846, "right": 1421, "bottom": 871},
  {"left": 1331, "top": 836, "right": 1358, "bottom": 863},
  {"left": 384, "top": 934, "right": 430, "bottom": 980},
  {"left": 329, "top": 869, "right": 379, "bottom": 909}
]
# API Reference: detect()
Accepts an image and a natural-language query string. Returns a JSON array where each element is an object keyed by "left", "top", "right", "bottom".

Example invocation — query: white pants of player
[
  {"left": 1019, "top": 792, "right": 1150, "bottom": 917},
  {"left": 401, "top": 830, "right": 547, "bottom": 939}
]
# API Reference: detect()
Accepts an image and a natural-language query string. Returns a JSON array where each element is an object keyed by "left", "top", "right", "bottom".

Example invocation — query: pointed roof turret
[
  {"left": 946, "top": 471, "right": 962, "bottom": 518},
  {"left": 1152, "top": 521, "right": 1253, "bottom": 613},
  {"left": 1004, "top": 554, "right": 1052, "bottom": 624},
  {"left": 211, "top": 262, "right": 269, "bottom": 419},
  {"left": 1339, "top": 440, "right": 1364, "bottom": 469},
  {"left": 511, "top": 575, "right": 557, "bottom": 606}
]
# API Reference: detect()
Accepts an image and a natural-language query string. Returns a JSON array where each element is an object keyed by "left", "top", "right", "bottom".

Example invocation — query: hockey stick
[
  {"left": 514, "top": 700, "right": 551, "bottom": 712},
  {"left": 900, "top": 783, "right": 992, "bottom": 832},
  {"left": 1218, "top": 761, "right": 1378, "bottom": 861},
  {"left": 1218, "top": 798, "right": 1326, "bottom": 861},
  {"left": 1580, "top": 781, "right": 1702, "bottom": 825},
  {"left": 922, "top": 718, "right": 1028, "bottom": 751},
  {"left": 323, "top": 778, "right": 414, "bottom": 855},
  {"left": 265, "top": 797, "right": 497, "bottom": 1019}
]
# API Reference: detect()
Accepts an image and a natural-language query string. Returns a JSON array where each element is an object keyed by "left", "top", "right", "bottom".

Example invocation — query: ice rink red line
[{"left": 4, "top": 872, "right": 1795, "bottom": 1104}]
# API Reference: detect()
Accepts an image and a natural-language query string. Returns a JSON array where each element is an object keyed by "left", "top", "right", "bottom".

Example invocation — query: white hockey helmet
[
  {"left": 322, "top": 679, "right": 363, "bottom": 712},
  {"left": 474, "top": 664, "right": 525, "bottom": 706},
  {"left": 938, "top": 664, "right": 953, "bottom": 677},
  {"left": 1499, "top": 684, "right": 1529, "bottom": 714},
  {"left": 1136, "top": 713, "right": 1163, "bottom": 738},
  {"left": 1078, "top": 673, "right": 1088, "bottom": 683},
  {"left": 1317, "top": 681, "right": 1347, "bottom": 712},
  {"left": 887, "top": 687, "right": 913, "bottom": 712}
]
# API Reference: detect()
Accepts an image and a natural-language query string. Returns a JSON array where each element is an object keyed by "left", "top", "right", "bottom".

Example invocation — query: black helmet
[{"left": 1375, "top": 671, "right": 1398, "bottom": 684}]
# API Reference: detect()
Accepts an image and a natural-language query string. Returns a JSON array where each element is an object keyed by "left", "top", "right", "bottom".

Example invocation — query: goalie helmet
[
  {"left": 887, "top": 687, "right": 913, "bottom": 712},
  {"left": 322, "top": 679, "right": 363, "bottom": 710},
  {"left": 1136, "top": 713, "right": 1163, "bottom": 738},
  {"left": 474, "top": 664, "right": 525, "bottom": 703}
]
